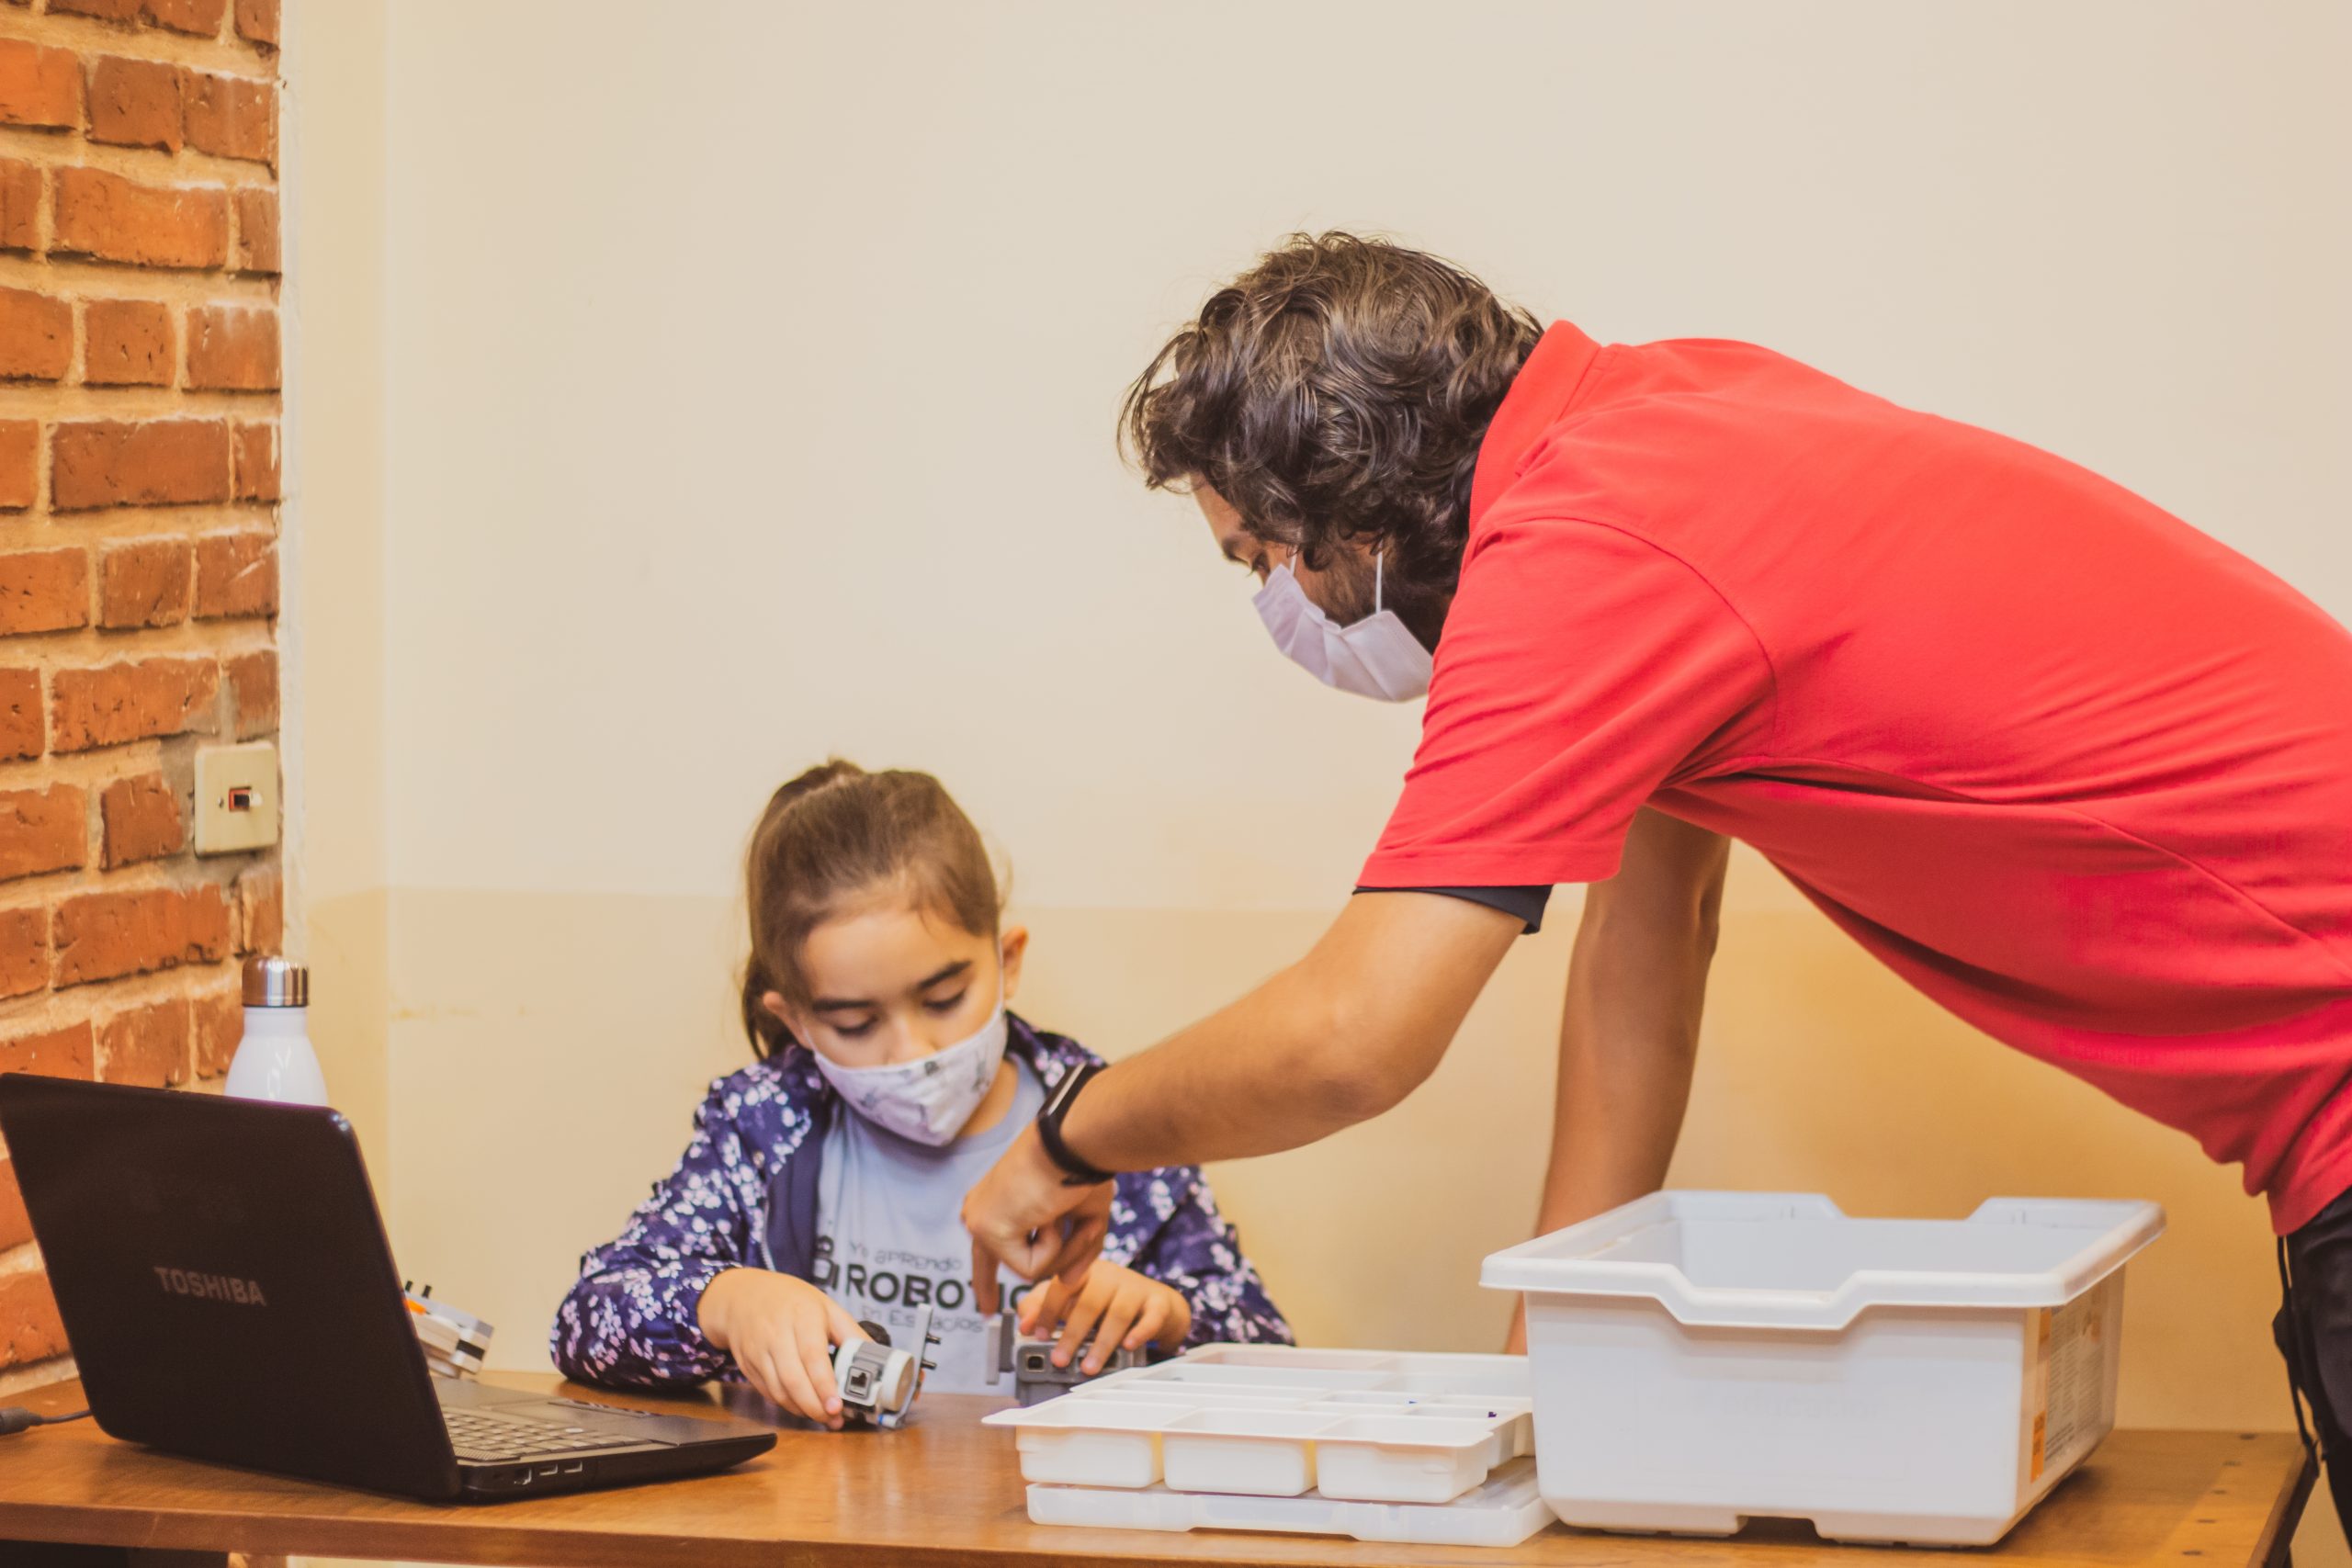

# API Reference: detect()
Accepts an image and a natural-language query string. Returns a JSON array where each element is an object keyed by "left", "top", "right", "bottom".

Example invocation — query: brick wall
[{"left": 0, "top": 0, "right": 280, "bottom": 1390}]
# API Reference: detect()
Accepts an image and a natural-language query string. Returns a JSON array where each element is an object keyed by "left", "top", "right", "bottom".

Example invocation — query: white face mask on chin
[
  {"left": 808, "top": 981, "right": 1008, "bottom": 1146},
  {"left": 1252, "top": 551, "right": 1433, "bottom": 702}
]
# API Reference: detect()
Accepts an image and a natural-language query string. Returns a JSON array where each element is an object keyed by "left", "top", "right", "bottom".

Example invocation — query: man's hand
[
  {"left": 965, "top": 1123, "right": 1115, "bottom": 1313},
  {"left": 1017, "top": 1261, "right": 1192, "bottom": 1374}
]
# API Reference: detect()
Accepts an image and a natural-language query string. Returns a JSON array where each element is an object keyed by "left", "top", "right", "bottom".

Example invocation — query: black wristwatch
[{"left": 1035, "top": 1060, "right": 1114, "bottom": 1187}]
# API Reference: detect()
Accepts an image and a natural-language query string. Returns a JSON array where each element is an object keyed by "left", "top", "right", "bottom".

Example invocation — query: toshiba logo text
[{"left": 153, "top": 1267, "right": 267, "bottom": 1305}]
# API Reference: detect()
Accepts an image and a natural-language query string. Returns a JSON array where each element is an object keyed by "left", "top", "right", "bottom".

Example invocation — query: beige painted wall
[
  {"left": 289, "top": 0, "right": 2348, "bottom": 1556},
  {"left": 285, "top": 0, "right": 391, "bottom": 1168}
]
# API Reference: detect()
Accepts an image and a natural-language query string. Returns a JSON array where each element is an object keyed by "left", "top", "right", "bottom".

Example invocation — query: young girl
[{"left": 550, "top": 761, "right": 1290, "bottom": 1426}]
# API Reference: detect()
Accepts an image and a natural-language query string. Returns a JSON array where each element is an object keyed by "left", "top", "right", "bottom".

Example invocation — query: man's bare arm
[
  {"left": 964, "top": 890, "right": 1521, "bottom": 1298},
  {"left": 1501, "top": 812, "right": 1726, "bottom": 1350},
  {"left": 1537, "top": 810, "right": 1730, "bottom": 1231},
  {"left": 1060, "top": 890, "right": 1522, "bottom": 1171}
]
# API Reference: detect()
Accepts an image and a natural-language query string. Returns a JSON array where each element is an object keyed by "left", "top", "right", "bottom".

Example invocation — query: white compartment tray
[
  {"left": 1028, "top": 1457, "right": 1555, "bottom": 1546},
  {"left": 984, "top": 1344, "right": 1543, "bottom": 1523}
]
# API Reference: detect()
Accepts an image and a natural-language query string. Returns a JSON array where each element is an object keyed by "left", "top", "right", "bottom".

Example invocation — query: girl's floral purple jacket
[{"left": 550, "top": 1015, "right": 1292, "bottom": 1387}]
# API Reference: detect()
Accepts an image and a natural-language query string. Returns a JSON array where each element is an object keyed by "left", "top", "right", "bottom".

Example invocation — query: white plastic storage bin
[{"left": 1482, "top": 1191, "right": 2162, "bottom": 1547}]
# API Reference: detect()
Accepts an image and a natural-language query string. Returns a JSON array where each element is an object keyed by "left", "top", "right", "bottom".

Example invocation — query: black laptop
[{"left": 0, "top": 1073, "right": 776, "bottom": 1501}]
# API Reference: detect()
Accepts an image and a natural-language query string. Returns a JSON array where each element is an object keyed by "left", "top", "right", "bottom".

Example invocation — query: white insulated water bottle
[{"left": 223, "top": 955, "right": 328, "bottom": 1106}]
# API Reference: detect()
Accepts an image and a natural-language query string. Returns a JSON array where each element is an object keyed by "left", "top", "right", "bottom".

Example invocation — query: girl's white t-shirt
[{"left": 809, "top": 1055, "right": 1045, "bottom": 1393}]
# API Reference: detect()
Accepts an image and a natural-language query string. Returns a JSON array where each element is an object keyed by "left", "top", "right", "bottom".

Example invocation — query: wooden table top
[{"left": 0, "top": 1375, "right": 2312, "bottom": 1568}]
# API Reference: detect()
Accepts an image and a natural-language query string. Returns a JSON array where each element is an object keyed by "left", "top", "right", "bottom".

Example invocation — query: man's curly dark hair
[{"left": 1120, "top": 232, "right": 1542, "bottom": 633}]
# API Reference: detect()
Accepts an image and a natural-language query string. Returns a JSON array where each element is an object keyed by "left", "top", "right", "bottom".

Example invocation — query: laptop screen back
[{"left": 0, "top": 1074, "right": 458, "bottom": 1499}]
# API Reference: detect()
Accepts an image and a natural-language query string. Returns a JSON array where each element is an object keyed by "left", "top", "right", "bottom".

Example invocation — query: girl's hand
[
  {"left": 1016, "top": 1262, "right": 1193, "bottom": 1374},
  {"left": 696, "top": 1268, "right": 869, "bottom": 1429}
]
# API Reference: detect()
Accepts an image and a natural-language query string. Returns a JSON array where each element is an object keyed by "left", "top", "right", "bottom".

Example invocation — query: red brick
[
  {"left": 0, "top": 1269, "right": 68, "bottom": 1369},
  {"left": 0, "top": 550, "right": 90, "bottom": 637},
  {"left": 234, "top": 864, "right": 278, "bottom": 953},
  {"left": 0, "top": 160, "right": 39, "bottom": 253},
  {"left": 186, "top": 880, "right": 230, "bottom": 957},
  {"left": 0, "top": 906, "right": 45, "bottom": 995},
  {"left": 0, "top": 783, "right": 86, "bottom": 882},
  {"left": 233, "top": 0, "right": 277, "bottom": 48},
  {"left": 0, "top": 38, "right": 84, "bottom": 130},
  {"left": 0, "top": 669, "right": 38, "bottom": 760},
  {"left": 86, "top": 55, "right": 182, "bottom": 152},
  {"left": 185, "top": 305, "right": 277, "bottom": 391},
  {"left": 97, "top": 539, "right": 189, "bottom": 629},
  {"left": 224, "top": 647, "right": 275, "bottom": 738},
  {"left": 51, "top": 420, "right": 231, "bottom": 510},
  {"left": 232, "top": 421, "right": 278, "bottom": 502},
  {"left": 192, "top": 977, "right": 240, "bottom": 1075},
  {"left": 0, "top": 1019, "right": 88, "bottom": 1077},
  {"left": 47, "top": 656, "right": 217, "bottom": 752},
  {"left": 98, "top": 994, "right": 189, "bottom": 1087},
  {"left": 232, "top": 186, "right": 277, "bottom": 274},
  {"left": 100, "top": 772, "right": 181, "bottom": 866},
  {"left": 145, "top": 0, "right": 229, "bottom": 35},
  {"left": 51, "top": 167, "right": 229, "bottom": 270},
  {"left": 82, "top": 298, "right": 175, "bottom": 387},
  {"left": 0, "top": 421, "right": 34, "bottom": 510},
  {"left": 47, "top": 0, "right": 141, "bottom": 22},
  {"left": 0, "top": 288, "right": 73, "bottom": 381},
  {"left": 0, "top": 1160, "right": 29, "bottom": 1251},
  {"left": 182, "top": 71, "right": 271, "bottom": 164},
  {"left": 52, "top": 883, "right": 229, "bottom": 987},
  {"left": 193, "top": 532, "right": 274, "bottom": 618}
]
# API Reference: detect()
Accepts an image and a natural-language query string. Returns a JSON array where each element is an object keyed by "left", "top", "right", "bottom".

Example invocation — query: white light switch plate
[{"left": 193, "top": 741, "right": 280, "bottom": 854}]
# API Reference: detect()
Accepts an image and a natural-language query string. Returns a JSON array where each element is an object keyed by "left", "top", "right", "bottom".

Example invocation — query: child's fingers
[
  {"left": 1122, "top": 1288, "right": 1171, "bottom": 1354},
  {"left": 741, "top": 1344, "right": 788, "bottom": 1412},
  {"left": 1017, "top": 1279, "right": 1067, "bottom": 1337},
  {"left": 768, "top": 1334, "right": 835, "bottom": 1427},
  {"left": 822, "top": 1298, "right": 869, "bottom": 1350},
  {"left": 1163, "top": 1285, "right": 1193, "bottom": 1347},
  {"left": 1085, "top": 1283, "right": 1148, "bottom": 1374},
  {"left": 1050, "top": 1271, "right": 1117, "bottom": 1369},
  {"left": 796, "top": 1315, "right": 844, "bottom": 1422}
]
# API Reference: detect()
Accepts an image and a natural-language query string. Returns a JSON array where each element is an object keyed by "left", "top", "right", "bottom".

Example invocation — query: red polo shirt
[{"left": 1360, "top": 322, "right": 2352, "bottom": 1231}]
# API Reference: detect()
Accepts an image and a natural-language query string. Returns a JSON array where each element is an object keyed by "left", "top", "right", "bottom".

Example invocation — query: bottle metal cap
[{"left": 243, "top": 954, "right": 309, "bottom": 1008}]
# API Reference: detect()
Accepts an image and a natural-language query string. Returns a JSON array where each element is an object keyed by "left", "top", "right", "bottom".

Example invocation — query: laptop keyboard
[{"left": 443, "top": 1407, "right": 651, "bottom": 1463}]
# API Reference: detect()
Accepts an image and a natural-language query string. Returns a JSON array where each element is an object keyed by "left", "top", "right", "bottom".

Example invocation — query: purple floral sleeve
[
  {"left": 548, "top": 1075, "right": 800, "bottom": 1387},
  {"left": 1103, "top": 1164, "right": 1295, "bottom": 1348}
]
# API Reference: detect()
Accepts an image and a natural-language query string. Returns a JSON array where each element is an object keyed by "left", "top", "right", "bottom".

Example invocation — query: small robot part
[
  {"left": 401, "top": 1281, "right": 493, "bottom": 1381},
  {"left": 833, "top": 1304, "right": 939, "bottom": 1429},
  {"left": 985, "top": 1308, "right": 1148, "bottom": 1406}
]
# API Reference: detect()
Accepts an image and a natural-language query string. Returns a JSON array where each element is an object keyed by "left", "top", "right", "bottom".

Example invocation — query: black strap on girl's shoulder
[{"left": 763, "top": 1096, "right": 835, "bottom": 1284}]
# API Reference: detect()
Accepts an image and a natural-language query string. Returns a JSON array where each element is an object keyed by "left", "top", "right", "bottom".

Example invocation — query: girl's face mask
[
  {"left": 1252, "top": 551, "right": 1432, "bottom": 702},
  {"left": 807, "top": 976, "right": 1008, "bottom": 1146}
]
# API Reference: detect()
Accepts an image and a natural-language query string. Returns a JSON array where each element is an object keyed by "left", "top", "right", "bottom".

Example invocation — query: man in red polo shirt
[{"left": 963, "top": 234, "right": 2352, "bottom": 1517}]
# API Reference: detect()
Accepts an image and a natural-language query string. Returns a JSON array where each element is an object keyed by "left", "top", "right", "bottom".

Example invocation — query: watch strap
[{"left": 1036, "top": 1060, "right": 1114, "bottom": 1187}]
